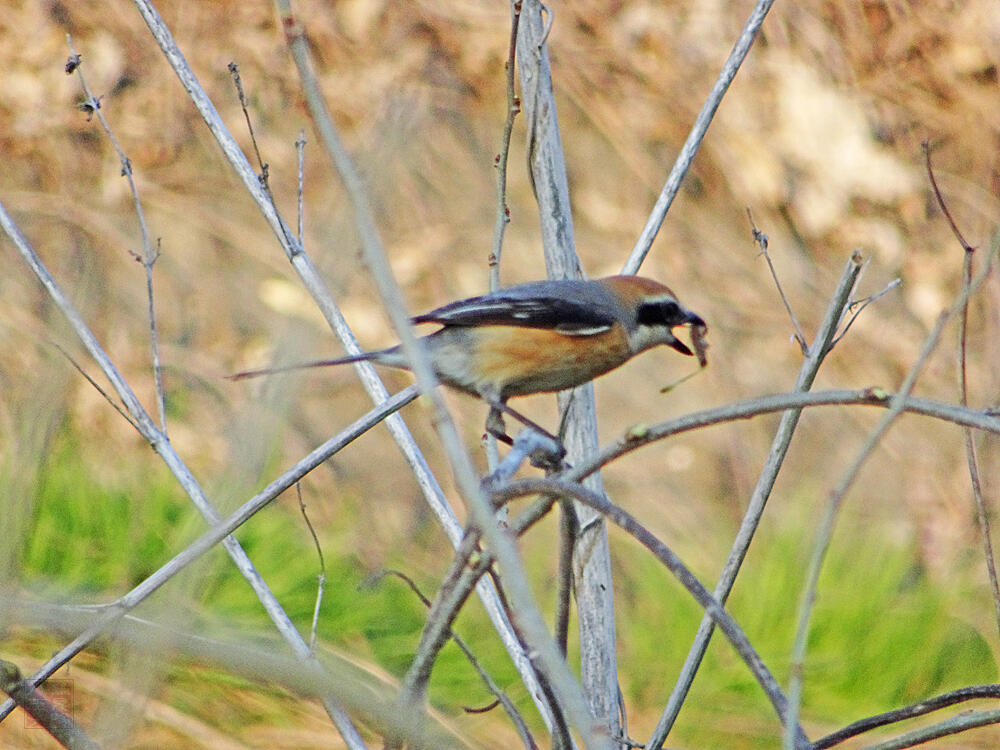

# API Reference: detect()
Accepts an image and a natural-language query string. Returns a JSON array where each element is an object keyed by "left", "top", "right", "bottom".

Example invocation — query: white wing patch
[{"left": 555, "top": 323, "right": 613, "bottom": 336}]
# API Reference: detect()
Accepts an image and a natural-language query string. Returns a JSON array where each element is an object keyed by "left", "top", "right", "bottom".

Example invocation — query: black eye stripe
[{"left": 637, "top": 300, "right": 683, "bottom": 325}]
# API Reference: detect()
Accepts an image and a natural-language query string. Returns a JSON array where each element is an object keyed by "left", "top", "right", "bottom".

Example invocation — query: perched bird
[{"left": 232, "top": 275, "right": 707, "bottom": 447}]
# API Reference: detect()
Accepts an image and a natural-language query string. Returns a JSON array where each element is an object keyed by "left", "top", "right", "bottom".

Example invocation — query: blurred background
[{"left": 1, "top": 0, "right": 999, "bottom": 747}]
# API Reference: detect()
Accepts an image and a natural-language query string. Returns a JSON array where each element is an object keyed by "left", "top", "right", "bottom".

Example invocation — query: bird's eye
[
  {"left": 637, "top": 299, "right": 687, "bottom": 327},
  {"left": 660, "top": 301, "right": 681, "bottom": 320}
]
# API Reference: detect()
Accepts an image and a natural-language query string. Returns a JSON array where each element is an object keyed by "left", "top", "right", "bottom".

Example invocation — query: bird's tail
[{"left": 228, "top": 346, "right": 404, "bottom": 381}]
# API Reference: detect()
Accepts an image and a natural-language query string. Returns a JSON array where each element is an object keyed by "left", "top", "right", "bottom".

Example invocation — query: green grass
[
  {"left": 10, "top": 433, "right": 998, "bottom": 746},
  {"left": 610, "top": 520, "right": 996, "bottom": 745}
]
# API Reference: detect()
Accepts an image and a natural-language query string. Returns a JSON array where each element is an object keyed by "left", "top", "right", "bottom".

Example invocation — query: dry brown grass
[{"left": 2, "top": 0, "right": 999, "bottom": 747}]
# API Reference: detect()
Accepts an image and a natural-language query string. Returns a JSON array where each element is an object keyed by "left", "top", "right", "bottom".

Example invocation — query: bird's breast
[{"left": 428, "top": 325, "right": 633, "bottom": 399}]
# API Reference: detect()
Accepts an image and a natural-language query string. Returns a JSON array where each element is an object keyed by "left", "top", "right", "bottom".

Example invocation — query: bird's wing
[{"left": 413, "top": 290, "right": 617, "bottom": 336}]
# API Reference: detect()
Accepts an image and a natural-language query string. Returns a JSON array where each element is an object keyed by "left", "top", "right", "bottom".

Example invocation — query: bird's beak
[
  {"left": 683, "top": 310, "right": 705, "bottom": 327},
  {"left": 667, "top": 337, "right": 693, "bottom": 356},
  {"left": 666, "top": 309, "right": 707, "bottom": 358},
  {"left": 659, "top": 308, "right": 709, "bottom": 392}
]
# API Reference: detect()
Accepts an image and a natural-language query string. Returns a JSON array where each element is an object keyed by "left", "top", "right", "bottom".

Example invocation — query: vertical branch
[
  {"left": 274, "top": 1, "right": 600, "bottom": 744},
  {"left": 923, "top": 142, "right": 1000, "bottom": 636},
  {"left": 131, "top": 0, "right": 566, "bottom": 735},
  {"left": 518, "top": 2, "right": 580, "bottom": 280},
  {"left": 296, "top": 483, "right": 327, "bottom": 654},
  {"left": 66, "top": 37, "right": 168, "bottom": 433},
  {"left": 486, "top": 1, "right": 523, "bottom": 474},
  {"left": 622, "top": 0, "right": 776, "bottom": 274},
  {"left": 649, "top": 251, "right": 863, "bottom": 747},
  {"left": 296, "top": 130, "right": 306, "bottom": 244},
  {"left": 490, "top": 0, "right": 522, "bottom": 292},
  {"left": 555, "top": 499, "right": 578, "bottom": 655},
  {"left": 0, "top": 199, "right": 368, "bottom": 749},
  {"left": 517, "top": 1, "right": 621, "bottom": 741},
  {"left": 783, "top": 247, "right": 998, "bottom": 750}
]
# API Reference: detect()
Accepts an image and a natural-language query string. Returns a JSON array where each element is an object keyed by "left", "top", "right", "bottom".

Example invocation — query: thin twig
[
  {"left": 277, "top": 1, "right": 598, "bottom": 743},
  {"left": 397, "top": 531, "right": 486, "bottom": 713},
  {"left": 485, "top": 0, "right": 520, "bottom": 496},
  {"left": 296, "top": 483, "right": 326, "bottom": 654},
  {"left": 923, "top": 141, "right": 1000, "bottom": 637},
  {"left": 369, "top": 570, "right": 539, "bottom": 750},
  {"left": 0, "top": 659, "right": 102, "bottom": 750},
  {"left": 228, "top": 61, "right": 270, "bottom": 193},
  {"left": 830, "top": 277, "right": 901, "bottom": 347},
  {"left": 864, "top": 707, "right": 1000, "bottom": 750},
  {"left": 923, "top": 141, "right": 975, "bottom": 251},
  {"left": 489, "top": 477, "right": 810, "bottom": 748},
  {"left": 52, "top": 342, "right": 141, "bottom": 432},
  {"left": 296, "top": 130, "right": 306, "bottom": 244},
  {"left": 623, "top": 0, "right": 776, "bottom": 273},
  {"left": 748, "top": 209, "right": 809, "bottom": 353},
  {"left": 560, "top": 388, "right": 1000, "bottom": 489},
  {"left": 489, "top": 0, "right": 522, "bottom": 291},
  {"left": 0, "top": 386, "right": 419, "bottom": 723},
  {"left": 783, "top": 243, "right": 998, "bottom": 750},
  {"left": 554, "top": 500, "right": 577, "bottom": 656},
  {"left": 650, "top": 252, "right": 863, "bottom": 746},
  {"left": 131, "top": 0, "right": 549, "bottom": 736},
  {"left": 66, "top": 35, "right": 168, "bottom": 433},
  {"left": 813, "top": 683, "right": 1000, "bottom": 748}
]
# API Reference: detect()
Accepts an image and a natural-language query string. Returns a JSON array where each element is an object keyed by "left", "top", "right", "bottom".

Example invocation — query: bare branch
[
  {"left": 814, "top": 683, "right": 1000, "bottom": 748},
  {"left": 650, "top": 251, "right": 863, "bottom": 745},
  {"left": 518, "top": 1, "right": 619, "bottom": 737},
  {"left": 296, "top": 129, "right": 306, "bottom": 243},
  {"left": 0, "top": 659, "right": 101, "bottom": 750},
  {"left": 830, "top": 277, "right": 901, "bottom": 348},
  {"left": 490, "top": 477, "right": 810, "bottom": 748},
  {"left": 864, "top": 708, "right": 1000, "bottom": 750},
  {"left": 623, "top": 0, "right": 777, "bottom": 273},
  {"left": 923, "top": 141, "right": 975, "bottom": 254},
  {"left": 227, "top": 61, "right": 270, "bottom": 192},
  {"left": 489, "top": 0, "right": 522, "bottom": 291},
  {"left": 275, "top": 1, "right": 596, "bottom": 741},
  {"left": 784, "top": 243, "right": 998, "bottom": 749},
  {"left": 366, "top": 570, "right": 539, "bottom": 750},
  {"left": 392, "top": 501, "right": 568, "bottom": 749},
  {"left": 555, "top": 500, "right": 578, "bottom": 656},
  {"left": 747, "top": 208, "right": 809, "bottom": 354},
  {"left": 52, "top": 342, "right": 140, "bottom": 432},
  {"left": 0, "top": 386, "right": 418, "bottom": 724},
  {"left": 66, "top": 35, "right": 168, "bottom": 433},
  {"left": 296, "top": 483, "right": 326, "bottom": 654},
  {"left": 923, "top": 141, "right": 1000, "bottom": 637},
  {"left": 563, "top": 389, "right": 1000, "bottom": 488},
  {"left": 130, "top": 0, "right": 552, "bottom": 732}
]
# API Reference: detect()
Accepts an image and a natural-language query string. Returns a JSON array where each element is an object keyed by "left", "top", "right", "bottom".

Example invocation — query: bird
[{"left": 232, "top": 275, "right": 707, "bottom": 451}]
